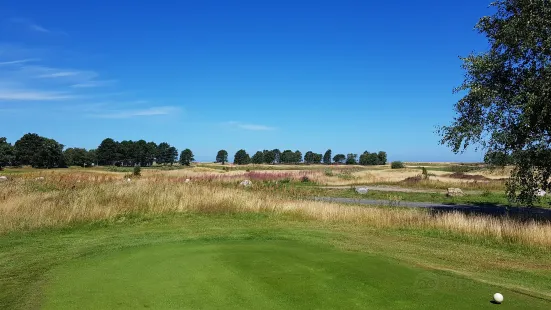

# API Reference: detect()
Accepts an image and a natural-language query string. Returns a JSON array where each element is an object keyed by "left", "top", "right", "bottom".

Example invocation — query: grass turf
[
  {"left": 1, "top": 214, "right": 549, "bottom": 309},
  {"left": 43, "top": 239, "right": 546, "bottom": 309}
]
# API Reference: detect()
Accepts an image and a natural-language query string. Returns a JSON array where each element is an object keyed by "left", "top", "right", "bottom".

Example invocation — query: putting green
[{"left": 43, "top": 240, "right": 547, "bottom": 309}]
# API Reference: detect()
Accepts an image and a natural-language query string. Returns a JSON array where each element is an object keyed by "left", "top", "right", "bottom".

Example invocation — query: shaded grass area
[
  {"left": 265, "top": 184, "right": 550, "bottom": 208},
  {"left": 2, "top": 214, "right": 551, "bottom": 309}
]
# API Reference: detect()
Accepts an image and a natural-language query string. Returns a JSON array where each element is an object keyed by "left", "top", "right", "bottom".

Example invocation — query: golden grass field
[{"left": 0, "top": 165, "right": 549, "bottom": 249}]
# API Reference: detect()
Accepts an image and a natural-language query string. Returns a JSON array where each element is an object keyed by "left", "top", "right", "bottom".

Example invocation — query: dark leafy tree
[
  {"left": 359, "top": 151, "right": 379, "bottom": 166},
  {"left": 323, "top": 149, "right": 332, "bottom": 165},
  {"left": 333, "top": 154, "right": 346, "bottom": 164},
  {"left": 145, "top": 142, "right": 158, "bottom": 166},
  {"left": 156, "top": 142, "right": 171, "bottom": 165},
  {"left": 35, "top": 138, "right": 65, "bottom": 168},
  {"left": 377, "top": 151, "right": 387, "bottom": 165},
  {"left": 179, "top": 149, "right": 194, "bottom": 166},
  {"left": 14, "top": 133, "right": 64, "bottom": 168},
  {"left": 280, "top": 150, "right": 294, "bottom": 164},
  {"left": 234, "top": 149, "right": 250, "bottom": 165},
  {"left": 313, "top": 153, "right": 322, "bottom": 164},
  {"left": 14, "top": 133, "right": 43, "bottom": 166},
  {"left": 0, "top": 137, "right": 14, "bottom": 164},
  {"left": 0, "top": 137, "right": 15, "bottom": 168},
  {"left": 262, "top": 150, "right": 275, "bottom": 164},
  {"left": 118, "top": 140, "right": 134, "bottom": 166},
  {"left": 64, "top": 148, "right": 92, "bottom": 167},
  {"left": 294, "top": 150, "right": 302, "bottom": 164},
  {"left": 345, "top": 153, "right": 357, "bottom": 165},
  {"left": 272, "top": 149, "right": 281, "bottom": 164},
  {"left": 167, "top": 146, "right": 178, "bottom": 165},
  {"left": 216, "top": 150, "right": 228, "bottom": 165},
  {"left": 97, "top": 138, "right": 121, "bottom": 166},
  {"left": 438, "top": 0, "right": 551, "bottom": 205},
  {"left": 304, "top": 151, "right": 315, "bottom": 164},
  {"left": 484, "top": 151, "right": 513, "bottom": 167},
  {"left": 87, "top": 149, "right": 98, "bottom": 166},
  {"left": 251, "top": 151, "right": 264, "bottom": 164}
]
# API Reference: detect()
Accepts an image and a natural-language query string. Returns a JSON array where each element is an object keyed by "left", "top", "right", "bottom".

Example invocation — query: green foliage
[
  {"left": 333, "top": 154, "right": 346, "bottom": 164},
  {"left": 179, "top": 149, "right": 194, "bottom": 166},
  {"left": 422, "top": 167, "right": 428, "bottom": 180},
  {"left": 280, "top": 150, "right": 301, "bottom": 164},
  {"left": 157, "top": 142, "right": 178, "bottom": 165},
  {"left": 484, "top": 151, "right": 513, "bottom": 167},
  {"left": 377, "top": 151, "right": 387, "bottom": 165},
  {"left": 323, "top": 149, "right": 332, "bottom": 165},
  {"left": 133, "top": 165, "right": 141, "bottom": 176},
  {"left": 234, "top": 149, "right": 250, "bottom": 165},
  {"left": 359, "top": 151, "right": 387, "bottom": 166},
  {"left": 324, "top": 169, "right": 334, "bottom": 176},
  {"left": 262, "top": 150, "right": 275, "bottom": 164},
  {"left": 0, "top": 137, "right": 15, "bottom": 168},
  {"left": 216, "top": 150, "right": 228, "bottom": 165},
  {"left": 304, "top": 151, "right": 315, "bottom": 164},
  {"left": 345, "top": 153, "right": 357, "bottom": 165},
  {"left": 301, "top": 175, "right": 310, "bottom": 183},
  {"left": 294, "top": 150, "right": 302, "bottom": 164},
  {"left": 63, "top": 148, "right": 93, "bottom": 167},
  {"left": 251, "top": 151, "right": 264, "bottom": 164},
  {"left": 14, "top": 133, "right": 65, "bottom": 168},
  {"left": 97, "top": 138, "right": 159, "bottom": 167},
  {"left": 391, "top": 161, "right": 405, "bottom": 169},
  {"left": 438, "top": 0, "right": 551, "bottom": 205},
  {"left": 272, "top": 149, "right": 281, "bottom": 164}
]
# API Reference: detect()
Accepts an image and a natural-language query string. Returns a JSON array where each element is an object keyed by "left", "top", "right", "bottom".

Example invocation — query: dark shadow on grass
[{"left": 313, "top": 197, "right": 551, "bottom": 223}]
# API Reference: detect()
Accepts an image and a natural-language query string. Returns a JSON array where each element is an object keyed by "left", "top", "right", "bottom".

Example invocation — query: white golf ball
[{"left": 493, "top": 293, "right": 504, "bottom": 303}]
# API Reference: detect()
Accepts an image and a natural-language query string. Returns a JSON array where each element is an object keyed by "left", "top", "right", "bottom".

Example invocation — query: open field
[{"left": 1, "top": 165, "right": 550, "bottom": 309}]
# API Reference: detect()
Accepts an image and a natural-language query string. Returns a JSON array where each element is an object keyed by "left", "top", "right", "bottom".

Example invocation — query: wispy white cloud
[
  {"left": 227, "top": 121, "right": 276, "bottom": 131},
  {"left": 90, "top": 106, "right": 180, "bottom": 119},
  {"left": 0, "top": 89, "right": 75, "bottom": 101},
  {"left": 9, "top": 18, "right": 66, "bottom": 35},
  {"left": 38, "top": 71, "right": 80, "bottom": 78},
  {"left": 29, "top": 24, "right": 51, "bottom": 33},
  {"left": 0, "top": 58, "right": 39, "bottom": 66},
  {"left": 71, "top": 80, "right": 118, "bottom": 88}
]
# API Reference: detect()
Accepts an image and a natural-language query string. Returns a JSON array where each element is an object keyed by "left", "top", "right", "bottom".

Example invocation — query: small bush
[
  {"left": 301, "top": 176, "right": 310, "bottom": 183},
  {"left": 133, "top": 166, "right": 141, "bottom": 176},
  {"left": 421, "top": 167, "right": 428, "bottom": 180},
  {"left": 391, "top": 161, "right": 405, "bottom": 169},
  {"left": 324, "top": 169, "right": 334, "bottom": 177}
]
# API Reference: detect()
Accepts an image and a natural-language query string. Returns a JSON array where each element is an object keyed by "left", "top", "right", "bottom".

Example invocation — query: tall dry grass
[{"left": 1, "top": 173, "right": 550, "bottom": 249}]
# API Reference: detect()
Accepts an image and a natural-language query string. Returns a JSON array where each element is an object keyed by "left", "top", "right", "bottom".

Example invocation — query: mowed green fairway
[{"left": 43, "top": 239, "right": 547, "bottom": 310}]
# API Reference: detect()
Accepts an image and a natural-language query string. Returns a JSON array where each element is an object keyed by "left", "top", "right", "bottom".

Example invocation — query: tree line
[
  {"left": 0, "top": 134, "right": 193, "bottom": 169},
  {"left": 217, "top": 149, "right": 387, "bottom": 166},
  {"left": 1, "top": 133, "right": 388, "bottom": 169}
]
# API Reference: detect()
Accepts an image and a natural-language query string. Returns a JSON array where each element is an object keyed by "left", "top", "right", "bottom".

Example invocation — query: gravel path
[
  {"left": 320, "top": 185, "right": 486, "bottom": 195},
  {"left": 313, "top": 197, "right": 551, "bottom": 221}
]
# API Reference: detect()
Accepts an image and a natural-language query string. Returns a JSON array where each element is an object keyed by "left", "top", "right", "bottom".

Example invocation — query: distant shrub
[
  {"left": 301, "top": 176, "right": 310, "bottom": 183},
  {"left": 133, "top": 166, "right": 141, "bottom": 176},
  {"left": 421, "top": 167, "right": 428, "bottom": 179},
  {"left": 280, "top": 178, "right": 291, "bottom": 184},
  {"left": 324, "top": 169, "right": 334, "bottom": 177},
  {"left": 391, "top": 161, "right": 405, "bottom": 169}
]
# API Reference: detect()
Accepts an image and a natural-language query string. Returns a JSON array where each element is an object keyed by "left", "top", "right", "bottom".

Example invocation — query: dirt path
[
  {"left": 321, "top": 185, "right": 440, "bottom": 193},
  {"left": 320, "top": 185, "right": 485, "bottom": 194}
]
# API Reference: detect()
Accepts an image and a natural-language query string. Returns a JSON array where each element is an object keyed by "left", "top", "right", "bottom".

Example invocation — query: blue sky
[{"left": 0, "top": 0, "right": 492, "bottom": 162}]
